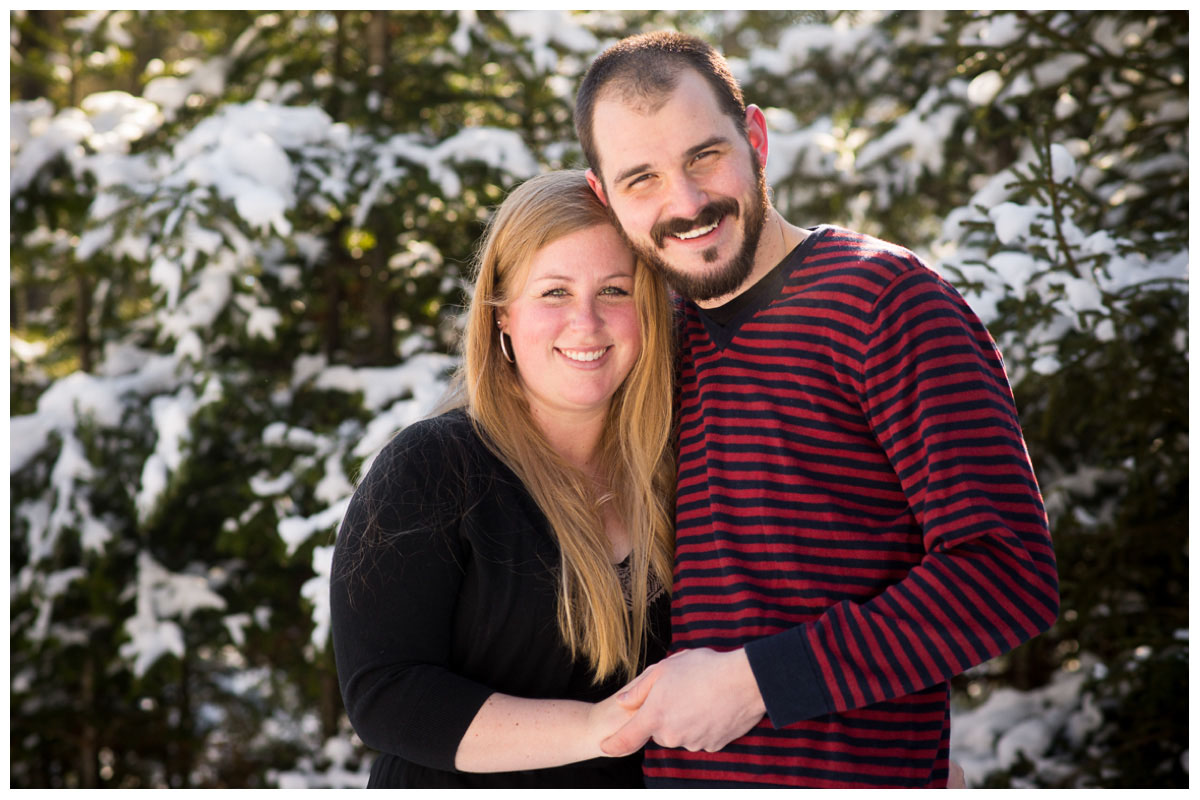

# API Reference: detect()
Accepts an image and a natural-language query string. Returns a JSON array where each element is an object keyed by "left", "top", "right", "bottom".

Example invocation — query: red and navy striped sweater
[{"left": 644, "top": 226, "right": 1059, "bottom": 788}]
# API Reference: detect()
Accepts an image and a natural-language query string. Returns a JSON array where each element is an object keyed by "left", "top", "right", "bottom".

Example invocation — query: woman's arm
[
  {"left": 333, "top": 417, "right": 639, "bottom": 774},
  {"left": 455, "top": 690, "right": 634, "bottom": 772},
  {"left": 332, "top": 422, "right": 495, "bottom": 769}
]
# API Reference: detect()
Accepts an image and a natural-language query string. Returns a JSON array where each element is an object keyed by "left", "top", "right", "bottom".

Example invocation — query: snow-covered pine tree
[{"left": 11, "top": 10, "right": 1186, "bottom": 788}]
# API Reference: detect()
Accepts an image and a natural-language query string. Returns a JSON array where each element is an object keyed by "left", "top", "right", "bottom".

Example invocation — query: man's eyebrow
[
  {"left": 613, "top": 136, "right": 733, "bottom": 186},
  {"left": 615, "top": 162, "right": 653, "bottom": 186},
  {"left": 686, "top": 136, "right": 730, "bottom": 160}
]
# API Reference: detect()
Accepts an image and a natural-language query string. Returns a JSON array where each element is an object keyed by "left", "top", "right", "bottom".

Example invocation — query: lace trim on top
[{"left": 615, "top": 556, "right": 667, "bottom": 608}]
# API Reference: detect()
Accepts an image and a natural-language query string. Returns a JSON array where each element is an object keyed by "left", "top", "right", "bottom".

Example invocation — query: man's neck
[{"left": 695, "top": 209, "right": 808, "bottom": 309}]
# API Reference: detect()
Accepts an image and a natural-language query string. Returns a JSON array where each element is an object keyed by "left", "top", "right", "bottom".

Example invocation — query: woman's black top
[{"left": 330, "top": 409, "right": 671, "bottom": 788}]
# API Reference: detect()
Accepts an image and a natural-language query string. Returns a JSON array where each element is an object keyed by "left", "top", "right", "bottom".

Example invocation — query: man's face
[{"left": 587, "top": 69, "right": 769, "bottom": 303}]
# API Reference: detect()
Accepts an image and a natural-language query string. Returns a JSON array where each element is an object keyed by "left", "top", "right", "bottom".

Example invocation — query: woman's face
[{"left": 498, "top": 223, "right": 641, "bottom": 428}]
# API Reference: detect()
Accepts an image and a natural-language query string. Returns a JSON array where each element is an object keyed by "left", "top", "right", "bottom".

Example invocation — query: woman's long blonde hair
[{"left": 450, "top": 170, "right": 676, "bottom": 682}]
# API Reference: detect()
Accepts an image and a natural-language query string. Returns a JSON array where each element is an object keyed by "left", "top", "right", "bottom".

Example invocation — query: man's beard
[{"left": 611, "top": 152, "right": 769, "bottom": 303}]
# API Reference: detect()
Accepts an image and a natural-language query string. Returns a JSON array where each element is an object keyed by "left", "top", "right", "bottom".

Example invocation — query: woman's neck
[
  {"left": 530, "top": 404, "right": 629, "bottom": 561},
  {"left": 532, "top": 406, "right": 606, "bottom": 478}
]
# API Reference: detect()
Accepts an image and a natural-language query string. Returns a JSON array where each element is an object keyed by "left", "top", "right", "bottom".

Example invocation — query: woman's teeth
[{"left": 560, "top": 347, "right": 607, "bottom": 362}]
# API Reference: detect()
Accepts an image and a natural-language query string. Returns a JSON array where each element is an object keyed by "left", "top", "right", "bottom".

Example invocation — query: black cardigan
[{"left": 330, "top": 409, "right": 670, "bottom": 788}]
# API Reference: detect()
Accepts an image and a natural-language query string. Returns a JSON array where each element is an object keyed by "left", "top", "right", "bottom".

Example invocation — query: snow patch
[{"left": 120, "top": 552, "right": 227, "bottom": 677}]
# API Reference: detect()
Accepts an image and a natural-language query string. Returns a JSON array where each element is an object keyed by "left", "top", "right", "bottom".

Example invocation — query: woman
[{"left": 330, "top": 170, "right": 677, "bottom": 788}]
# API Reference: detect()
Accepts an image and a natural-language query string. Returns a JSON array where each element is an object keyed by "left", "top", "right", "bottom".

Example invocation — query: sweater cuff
[
  {"left": 743, "top": 626, "right": 833, "bottom": 727},
  {"left": 405, "top": 676, "right": 496, "bottom": 771}
]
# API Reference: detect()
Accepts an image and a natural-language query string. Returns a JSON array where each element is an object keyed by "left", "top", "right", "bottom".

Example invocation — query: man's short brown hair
[{"left": 575, "top": 31, "right": 747, "bottom": 181}]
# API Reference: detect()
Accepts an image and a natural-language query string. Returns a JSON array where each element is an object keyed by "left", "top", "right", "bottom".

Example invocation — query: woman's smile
[{"left": 558, "top": 345, "right": 611, "bottom": 364}]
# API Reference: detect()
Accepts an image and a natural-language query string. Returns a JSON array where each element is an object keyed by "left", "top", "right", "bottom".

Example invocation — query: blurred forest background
[{"left": 9, "top": 10, "right": 1187, "bottom": 789}]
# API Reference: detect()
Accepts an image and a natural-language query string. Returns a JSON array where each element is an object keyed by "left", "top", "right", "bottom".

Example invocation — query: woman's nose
[{"left": 570, "top": 297, "right": 603, "bottom": 331}]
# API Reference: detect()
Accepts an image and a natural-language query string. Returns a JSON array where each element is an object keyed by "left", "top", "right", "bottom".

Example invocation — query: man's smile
[
  {"left": 672, "top": 219, "right": 721, "bottom": 241},
  {"left": 651, "top": 196, "right": 740, "bottom": 249}
]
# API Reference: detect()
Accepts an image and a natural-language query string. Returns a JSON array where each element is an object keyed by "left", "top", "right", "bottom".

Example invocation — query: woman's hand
[{"left": 585, "top": 689, "right": 642, "bottom": 756}]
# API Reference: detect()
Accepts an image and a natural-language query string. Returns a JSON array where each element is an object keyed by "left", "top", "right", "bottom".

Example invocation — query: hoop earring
[{"left": 499, "top": 330, "right": 515, "bottom": 364}]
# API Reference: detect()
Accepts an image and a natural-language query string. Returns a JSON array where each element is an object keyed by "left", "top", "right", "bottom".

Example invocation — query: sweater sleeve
[
  {"left": 744, "top": 263, "right": 1059, "bottom": 727},
  {"left": 330, "top": 417, "right": 495, "bottom": 770}
]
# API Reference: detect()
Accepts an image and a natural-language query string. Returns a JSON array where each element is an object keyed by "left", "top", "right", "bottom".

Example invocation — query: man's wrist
[
  {"left": 728, "top": 647, "right": 767, "bottom": 717},
  {"left": 744, "top": 629, "right": 833, "bottom": 727}
]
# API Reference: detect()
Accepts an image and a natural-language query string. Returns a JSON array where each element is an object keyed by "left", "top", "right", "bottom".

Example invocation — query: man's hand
[{"left": 599, "top": 647, "right": 766, "bottom": 756}]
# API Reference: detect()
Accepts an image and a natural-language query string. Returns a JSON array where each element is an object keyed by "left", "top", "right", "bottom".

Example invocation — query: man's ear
[
  {"left": 745, "top": 104, "right": 768, "bottom": 167},
  {"left": 585, "top": 168, "right": 609, "bottom": 207}
]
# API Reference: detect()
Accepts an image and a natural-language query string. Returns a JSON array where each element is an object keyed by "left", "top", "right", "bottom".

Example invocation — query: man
[{"left": 575, "top": 31, "right": 1059, "bottom": 788}]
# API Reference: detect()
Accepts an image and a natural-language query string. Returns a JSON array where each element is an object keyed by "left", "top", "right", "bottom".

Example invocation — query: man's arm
[
  {"left": 743, "top": 264, "right": 1058, "bottom": 728},
  {"left": 604, "top": 261, "right": 1058, "bottom": 751}
]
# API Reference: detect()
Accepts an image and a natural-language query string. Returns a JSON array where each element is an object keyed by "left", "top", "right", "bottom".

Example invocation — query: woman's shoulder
[
  {"left": 372, "top": 408, "right": 482, "bottom": 471},
  {"left": 362, "top": 408, "right": 519, "bottom": 505},
  {"left": 343, "top": 409, "right": 487, "bottom": 538}
]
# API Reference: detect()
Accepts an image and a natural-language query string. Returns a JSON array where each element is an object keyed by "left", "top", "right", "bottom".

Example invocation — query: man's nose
[{"left": 665, "top": 175, "right": 709, "bottom": 221}]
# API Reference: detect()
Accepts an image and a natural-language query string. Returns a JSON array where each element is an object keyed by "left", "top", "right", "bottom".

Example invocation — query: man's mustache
[{"left": 650, "top": 198, "right": 740, "bottom": 248}]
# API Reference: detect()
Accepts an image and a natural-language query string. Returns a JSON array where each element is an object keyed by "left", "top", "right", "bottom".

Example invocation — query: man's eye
[{"left": 692, "top": 150, "right": 715, "bottom": 164}]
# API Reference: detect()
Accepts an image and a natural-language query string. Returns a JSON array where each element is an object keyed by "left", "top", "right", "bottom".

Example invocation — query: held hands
[
  {"left": 594, "top": 650, "right": 968, "bottom": 788},
  {"left": 599, "top": 647, "right": 766, "bottom": 757},
  {"left": 593, "top": 650, "right": 970, "bottom": 790},
  {"left": 585, "top": 691, "right": 640, "bottom": 758}
]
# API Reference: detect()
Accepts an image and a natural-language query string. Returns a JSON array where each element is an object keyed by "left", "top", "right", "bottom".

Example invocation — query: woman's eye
[
  {"left": 600, "top": 286, "right": 630, "bottom": 296},
  {"left": 541, "top": 287, "right": 568, "bottom": 298}
]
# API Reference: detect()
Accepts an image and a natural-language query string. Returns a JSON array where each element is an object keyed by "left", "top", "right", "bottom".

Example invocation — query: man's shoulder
[
  {"left": 801, "top": 224, "right": 928, "bottom": 278},
  {"left": 780, "top": 224, "right": 949, "bottom": 306}
]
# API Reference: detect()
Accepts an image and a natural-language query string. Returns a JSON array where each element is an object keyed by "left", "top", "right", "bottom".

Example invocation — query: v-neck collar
[{"left": 693, "top": 227, "right": 826, "bottom": 350}]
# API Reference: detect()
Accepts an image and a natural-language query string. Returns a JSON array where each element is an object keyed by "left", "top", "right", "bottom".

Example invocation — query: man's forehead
[
  {"left": 590, "top": 82, "right": 738, "bottom": 177},
  {"left": 597, "top": 81, "right": 671, "bottom": 118}
]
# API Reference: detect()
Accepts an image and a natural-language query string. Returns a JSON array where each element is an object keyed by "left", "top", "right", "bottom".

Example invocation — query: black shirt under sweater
[{"left": 330, "top": 409, "right": 670, "bottom": 788}]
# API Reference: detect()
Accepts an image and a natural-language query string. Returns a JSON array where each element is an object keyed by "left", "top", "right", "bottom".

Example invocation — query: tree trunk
[
  {"left": 329, "top": 11, "right": 346, "bottom": 121},
  {"left": 367, "top": 240, "right": 395, "bottom": 364},
  {"left": 175, "top": 654, "right": 193, "bottom": 788},
  {"left": 14, "top": 11, "right": 58, "bottom": 101},
  {"left": 320, "top": 667, "right": 341, "bottom": 742},
  {"left": 367, "top": 12, "right": 389, "bottom": 97},
  {"left": 75, "top": 272, "right": 94, "bottom": 373},
  {"left": 79, "top": 654, "right": 98, "bottom": 787},
  {"left": 323, "top": 247, "right": 344, "bottom": 361},
  {"left": 364, "top": 12, "right": 395, "bottom": 364}
]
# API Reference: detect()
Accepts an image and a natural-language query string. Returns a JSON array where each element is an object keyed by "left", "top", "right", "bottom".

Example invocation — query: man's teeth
[
  {"left": 560, "top": 347, "right": 607, "bottom": 362},
  {"left": 673, "top": 220, "right": 719, "bottom": 240}
]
